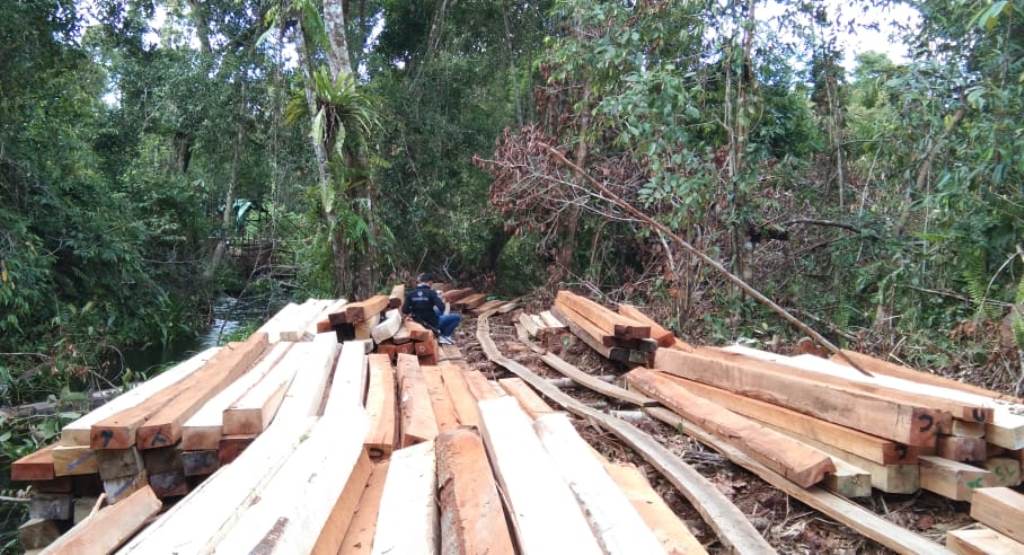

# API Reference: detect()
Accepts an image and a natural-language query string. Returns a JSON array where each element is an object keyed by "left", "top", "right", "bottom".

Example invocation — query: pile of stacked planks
[
  {"left": 551, "top": 290, "right": 662, "bottom": 364},
  {"left": 10, "top": 305, "right": 705, "bottom": 555},
  {"left": 516, "top": 310, "right": 569, "bottom": 352},
  {"left": 546, "top": 292, "right": 1024, "bottom": 554}
]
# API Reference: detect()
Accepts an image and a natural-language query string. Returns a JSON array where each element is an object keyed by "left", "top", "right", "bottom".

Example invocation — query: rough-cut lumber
[
  {"left": 760, "top": 420, "right": 919, "bottom": 494},
  {"left": 984, "top": 457, "right": 1021, "bottom": 487},
  {"left": 181, "top": 450, "right": 219, "bottom": 476},
  {"left": 308, "top": 449, "right": 374, "bottom": 553},
  {"left": 539, "top": 309, "right": 567, "bottom": 330},
  {"left": 646, "top": 407, "right": 952, "bottom": 555},
  {"left": 440, "top": 365, "right": 481, "bottom": 428},
  {"left": 618, "top": 304, "right": 675, "bottom": 347},
  {"left": 339, "top": 461, "right": 389, "bottom": 555},
  {"left": 403, "top": 319, "right": 434, "bottom": 342},
  {"left": 442, "top": 288, "right": 473, "bottom": 303},
  {"left": 29, "top": 494, "right": 72, "bottom": 521},
  {"left": 51, "top": 445, "right": 97, "bottom": 477},
  {"left": 463, "top": 369, "right": 501, "bottom": 401},
  {"left": 835, "top": 350, "right": 1021, "bottom": 402},
  {"left": 436, "top": 429, "right": 515, "bottom": 555},
  {"left": 551, "top": 304, "right": 629, "bottom": 361},
  {"left": 627, "top": 367, "right": 834, "bottom": 488},
  {"left": 469, "top": 299, "right": 506, "bottom": 315},
  {"left": 324, "top": 341, "right": 370, "bottom": 417},
  {"left": 19, "top": 518, "right": 61, "bottom": 551},
  {"left": 354, "top": 312, "right": 381, "bottom": 340},
  {"left": 499, "top": 378, "right": 555, "bottom": 419},
  {"left": 556, "top": 290, "right": 651, "bottom": 338},
  {"left": 604, "top": 463, "right": 708, "bottom": 555},
  {"left": 182, "top": 341, "right": 291, "bottom": 449},
  {"left": 663, "top": 375, "right": 916, "bottom": 465},
  {"left": 371, "top": 309, "right": 402, "bottom": 343},
  {"left": 62, "top": 348, "right": 220, "bottom": 446},
  {"left": 271, "top": 337, "right": 340, "bottom": 429},
  {"left": 257, "top": 302, "right": 303, "bottom": 342},
  {"left": 364, "top": 354, "right": 397, "bottom": 458},
  {"left": 42, "top": 486, "right": 160, "bottom": 554},
  {"left": 533, "top": 413, "right": 664, "bottom": 554},
  {"left": 476, "top": 311, "right": 773, "bottom": 555},
  {"left": 102, "top": 472, "right": 148, "bottom": 504},
  {"left": 970, "top": 487, "right": 1024, "bottom": 543},
  {"left": 656, "top": 348, "right": 940, "bottom": 446},
  {"left": 937, "top": 436, "right": 987, "bottom": 462},
  {"left": 822, "top": 457, "right": 873, "bottom": 499},
  {"left": 953, "top": 420, "right": 987, "bottom": 438},
  {"left": 218, "top": 434, "right": 255, "bottom": 465},
  {"left": 94, "top": 333, "right": 268, "bottom": 450},
  {"left": 396, "top": 353, "right": 439, "bottom": 446},
  {"left": 388, "top": 285, "right": 405, "bottom": 309},
  {"left": 331, "top": 295, "right": 388, "bottom": 325},
  {"left": 11, "top": 445, "right": 56, "bottom": 482},
  {"left": 218, "top": 345, "right": 299, "bottom": 437},
  {"left": 371, "top": 441, "right": 439, "bottom": 555},
  {"left": 946, "top": 526, "right": 1024, "bottom": 555},
  {"left": 920, "top": 455, "right": 990, "bottom": 501},
  {"left": 421, "top": 365, "right": 459, "bottom": 432},
  {"left": 453, "top": 292, "right": 487, "bottom": 311},
  {"left": 542, "top": 352, "right": 655, "bottom": 407},
  {"left": 96, "top": 448, "right": 144, "bottom": 480},
  {"left": 478, "top": 397, "right": 602, "bottom": 554},
  {"left": 279, "top": 300, "right": 330, "bottom": 341},
  {"left": 211, "top": 407, "right": 370, "bottom": 554},
  {"left": 309, "top": 298, "right": 348, "bottom": 337},
  {"left": 518, "top": 312, "right": 541, "bottom": 338}
]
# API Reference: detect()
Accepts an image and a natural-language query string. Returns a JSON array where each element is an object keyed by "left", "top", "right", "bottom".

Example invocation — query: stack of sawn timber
[
  {"left": 9, "top": 298, "right": 347, "bottom": 553},
  {"left": 13, "top": 308, "right": 707, "bottom": 554},
  {"left": 517, "top": 310, "right": 569, "bottom": 353},
  {"left": 551, "top": 290, "right": 664, "bottom": 365}
]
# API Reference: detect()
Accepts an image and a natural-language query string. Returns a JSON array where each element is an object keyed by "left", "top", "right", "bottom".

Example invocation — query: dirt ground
[{"left": 454, "top": 302, "right": 978, "bottom": 554}]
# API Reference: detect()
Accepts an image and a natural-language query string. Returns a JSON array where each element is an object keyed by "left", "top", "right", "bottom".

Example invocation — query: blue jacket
[{"left": 403, "top": 284, "right": 444, "bottom": 330}]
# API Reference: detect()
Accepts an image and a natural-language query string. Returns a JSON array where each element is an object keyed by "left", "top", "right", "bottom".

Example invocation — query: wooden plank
[
  {"left": 618, "top": 304, "right": 675, "bottom": 347},
  {"left": 102, "top": 472, "right": 148, "bottom": 504},
  {"left": 970, "top": 487, "right": 1024, "bottom": 543},
  {"left": 534, "top": 412, "right": 664, "bottom": 554},
  {"left": 404, "top": 319, "right": 434, "bottom": 342},
  {"left": 823, "top": 457, "right": 873, "bottom": 499},
  {"left": 281, "top": 300, "right": 331, "bottom": 341},
  {"left": 436, "top": 429, "right": 515, "bottom": 555},
  {"left": 551, "top": 305, "right": 629, "bottom": 361},
  {"left": 19, "top": 519, "right": 61, "bottom": 551},
  {"left": 937, "top": 435, "right": 987, "bottom": 462},
  {"left": 209, "top": 406, "right": 370, "bottom": 553},
  {"left": 662, "top": 375, "right": 916, "bottom": 465},
  {"left": 119, "top": 417, "right": 319, "bottom": 553},
  {"left": 538, "top": 310, "right": 567, "bottom": 330},
  {"left": 33, "top": 477, "right": 72, "bottom": 494},
  {"left": 421, "top": 365, "right": 460, "bottom": 433},
  {"left": 440, "top": 365, "right": 481, "bottom": 428},
  {"left": 478, "top": 397, "right": 603, "bottom": 554},
  {"left": 834, "top": 350, "right": 1021, "bottom": 402},
  {"left": 258, "top": 302, "right": 304, "bottom": 342},
  {"left": 759, "top": 420, "right": 919, "bottom": 493},
  {"left": 442, "top": 288, "right": 473, "bottom": 303},
  {"left": 182, "top": 342, "right": 292, "bottom": 450},
  {"left": 271, "top": 337, "right": 340, "bottom": 429},
  {"left": 552, "top": 302, "right": 616, "bottom": 346},
  {"left": 311, "top": 449, "right": 374, "bottom": 554},
  {"left": 307, "top": 299, "right": 348, "bottom": 338},
  {"left": 396, "top": 353, "right": 439, "bottom": 447},
  {"left": 453, "top": 292, "right": 487, "bottom": 311},
  {"left": 42, "top": 486, "right": 161, "bottom": 554},
  {"left": 984, "top": 457, "right": 1021, "bottom": 487},
  {"left": 371, "top": 309, "right": 402, "bottom": 343},
  {"left": 499, "top": 378, "right": 555, "bottom": 419},
  {"left": 463, "top": 370, "right": 501, "bottom": 401},
  {"left": 946, "top": 527, "right": 1024, "bottom": 555},
  {"left": 920, "top": 455, "right": 990, "bottom": 501},
  {"left": 218, "top": 434, "right": 255, "bottom": 465},
  {"left": 51, "top": 445, "right": 97, "bottom": 477},
  {"left": 220, "top": 344, "right": 300, "bottom": 436},
  {"left": 11, "top": 445, "right": 56, "bottom": 482},
  {"left": 61, "top": 348, "right": 220, "bottom": 446},
  {"left": 541, "top": 352, "right": 655, "bottom": 406},
  {"left": 96, "top": 448, "right": 144, "bottom": 480},
  {"left": 604, "top": 462, "right": 708, "bottom": 555},
  {"left": 370, "top": 441, "right": 439, "bottom": 555},
  {"left": 556, "top": 290, "right": 650, "bottom": 338},
  {"left": 469, "top": 299, "right": 506, "bottom": 315},
  {"left": 92, "top": 333, "right": 268, "bottom": 450},
  {"left": 626, "top": 367, "right": 834, "bottom": 487},
  {"left": 339, "top": 461, "right": 390, "bottom": 555},
  {"left": 324, "top": 340, "right": 370, "bottom": 417},
  {"left": 645, "top": 407, "right": 952, "bottom": 555},
  {"left": 388, "top": 285, "right": 405, "bottom": 310},
  {"left": 518, "top": 313, "right": 541, "bottom": 338},
  {"left": 148, "top": 469, "right": 188, "bottom": 498},
  {"left": 365, "top": 354, "right": 397, "bottom": 459},
  {"left": 354, "top": 312, "right": 381, "bottom": 340},
  {"left": 475, "top": 311, "right": 774, "bottom": 555},
  {"left": 342, "top": 295, "right": 389, "bottom": 324},
  {"left": 655, "top": 348, "right": 941, "bottom": 446},
  {"left": 953, "top": 420, "right": 987, "bottom": 438},
  {"left": 181, "top": 450, "right": 219, "bottom": 476},
  {"left": 29, "top": 494, "right": 72, "bottom": 521}
]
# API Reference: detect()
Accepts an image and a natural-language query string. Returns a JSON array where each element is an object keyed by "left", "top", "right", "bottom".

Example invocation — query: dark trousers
[{"left": 437, "top": 313, "right": 462, "bottom": 337}]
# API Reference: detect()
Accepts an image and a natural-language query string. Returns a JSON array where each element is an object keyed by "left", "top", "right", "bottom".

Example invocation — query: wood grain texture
[
  {"left": 970, "top": 487, "right": 1024, "bottom": 543},
  {"left": 371, "top": 441, "right": 439, "bottom": 555},
  {"left": 396, "top": 354, "right": 439, "bottom": 447},
  {"left": 364, "top": 354, "right": 397, "bottom": 458},
  {"left": 604, "top": 462, "right": 708, "bottom": 554},
  {"left": 499, "top": 377, "right": 555, "bottom": 419},
  {"left": 946, "top": 526, "right": 1024, "bottom": 555},
  {"left": 339, "top": 461, "right": 390, "bottom": 555}
]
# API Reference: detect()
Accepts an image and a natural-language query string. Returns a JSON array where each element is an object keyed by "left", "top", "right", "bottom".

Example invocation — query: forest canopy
[{"left": 2, "top": 0, "right": 1023, "bottom": 461}]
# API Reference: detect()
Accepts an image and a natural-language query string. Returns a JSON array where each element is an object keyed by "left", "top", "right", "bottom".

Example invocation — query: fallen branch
[{"left": 538, "top": 143, "right": 871, "bottom": 377}]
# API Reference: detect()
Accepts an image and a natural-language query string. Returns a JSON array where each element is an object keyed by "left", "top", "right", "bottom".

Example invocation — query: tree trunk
[
  {"left": 324, "top": 0, "right": 354, "bottom": 76},
  {"left": 204, "top": 93, "right": 245, "bottom": 280},
  {"left": 187, "top": 0, "right": 212, "bottom": 54}
]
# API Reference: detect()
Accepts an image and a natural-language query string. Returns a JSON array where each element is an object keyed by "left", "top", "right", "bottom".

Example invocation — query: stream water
[{"left": 122, "top": 294, "right": 272, "bottom": 376}]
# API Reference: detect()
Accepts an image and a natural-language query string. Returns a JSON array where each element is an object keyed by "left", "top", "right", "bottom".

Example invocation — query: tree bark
[{"left": 324, "top": 0, "right": 354, "bottom": 76}]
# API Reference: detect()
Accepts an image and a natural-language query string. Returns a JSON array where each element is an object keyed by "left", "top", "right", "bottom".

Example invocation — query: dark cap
[{"left": 417, "top": 272, "right": 433, "bottom": 283}]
